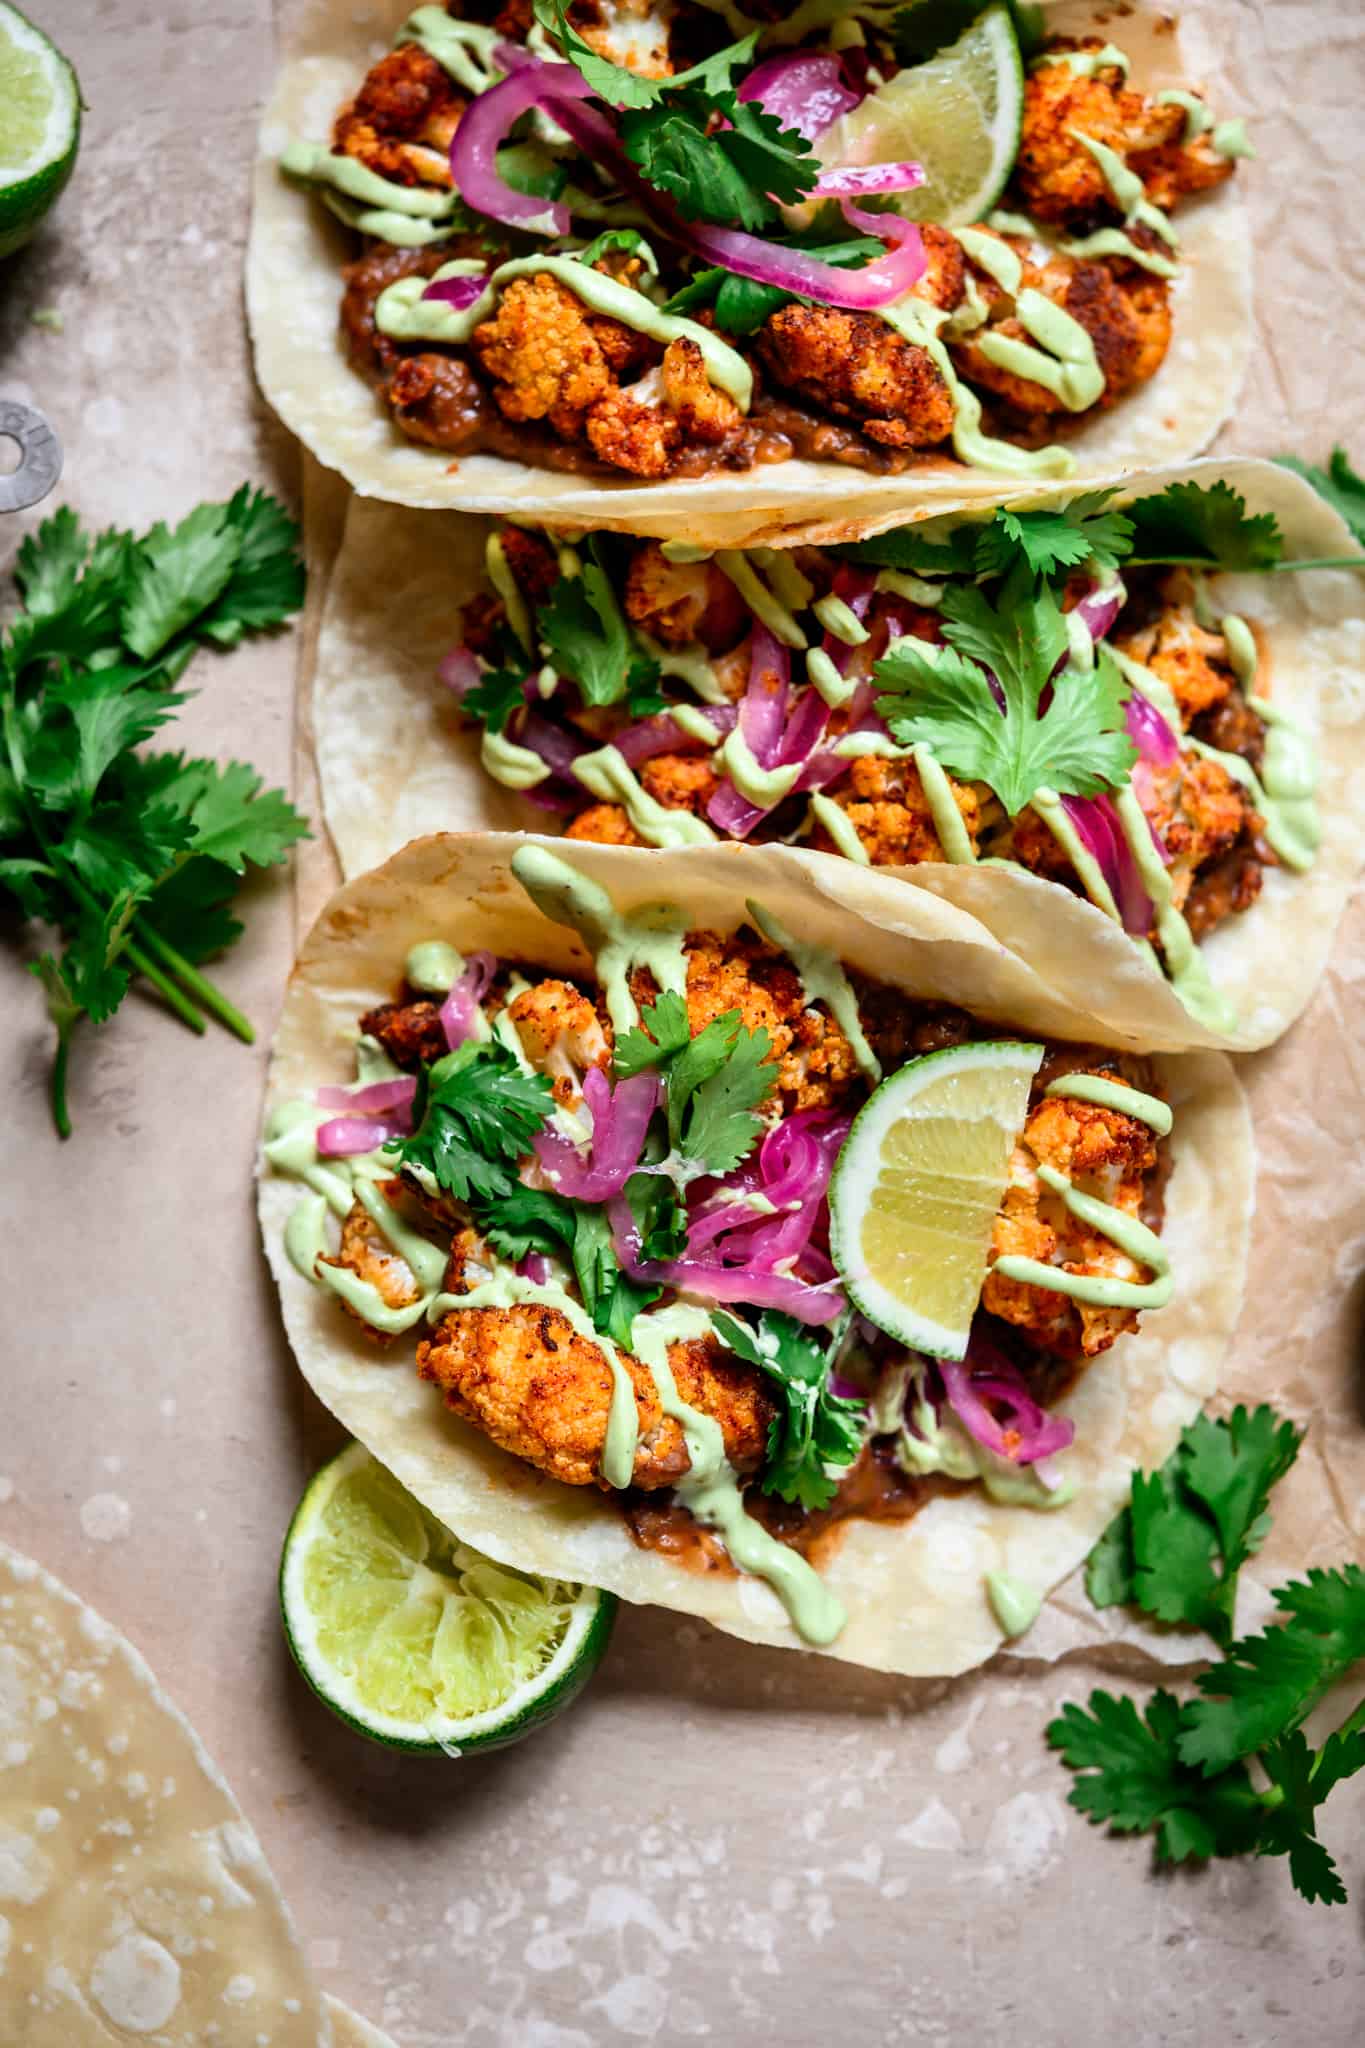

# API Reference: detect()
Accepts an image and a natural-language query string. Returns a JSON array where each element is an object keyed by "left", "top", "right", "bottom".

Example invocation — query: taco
[
  {"left": 258, "top": 833, "right": 1250, "bottom": 1675},
  {"left": 248, "top": 0, "right": 1251, "bottom": 543},
  {"left": 310, "top": 459, "right": 1365, "bottom": 1050}
]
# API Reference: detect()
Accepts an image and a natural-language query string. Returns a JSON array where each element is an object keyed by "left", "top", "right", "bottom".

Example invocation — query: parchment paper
[{"left": 2, "top": 2, "right": 1363, "bottom": 2044}]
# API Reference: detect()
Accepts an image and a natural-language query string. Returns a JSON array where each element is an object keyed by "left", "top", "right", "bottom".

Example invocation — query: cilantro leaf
[
  {"left": 477, "top": 1183, "right": 577, "bottom": 1264},
  {"left": 569, "top": 1205, "right": 662, "bottom": 1345},
  {"left": 533, "top": 0, "right": 757, "bottom": 109},
  {"left": 1047, "top": 1689, "right": 1263, "bottom": 1864},
  {"left": 624, "top": 654, "right": 667, "bottom": 719},
  {"left": 1179, "top": 1566, "right": 1365, "bottom": 1773},
  {"left": 121, "top": 501, "right": 243, "bottom": 661},
  {"left": 195, "top": 484, "right": 306, "bottom": 646},
  {"left": 397, "top": 1042, "right": 555, "bottom": 1205},
  {"left": 1179, "top": 1405, "right": 1301, "bottom": 1584},
  {"left": 1124, "top": 480, "right": 1284, "bottom": 572},
  {"left": 1256, "top": 1728, "right": 1358, "bottom": 1906},
  {"left": 840, "top": 522, "right": 981, "bottom": 578},
  {"left": 625, "top": 1169, "right": 688, "bottom": 1263},
  {"left": 614, "top": 989, "right": 693, "bottom": 1077},
  {"left": 462, "top": 663, "right": 528, "bottom": 735},
  {"left": 1084, "top": 1505, "right": 1135, "bottom": 1608},
  {"left": 1129, "top": 1463, "right": 1224, "bottom": 1637},
  {"left": 1275, "top": 447, "right": 1365, "bottom": 549},
  {"left": 622, "top": 92, "right": 815, "bottom": 231},
  {"left": 875, "top": 576, "right": 1135, "bottom": 813},
  {"left": 714, "top": 1310, "right": 863, "bottom": 1509},
  {"left": 682, "top": 1021, "right": 776, "bottom": 1173},
  {"left": 539, "top": 547, "right": 645, "bottom": 709},
  {"left": 140, "top": 858, "right": 244, "bottom": 964},
  {"left": 973, "top": 496, "right": 1134, "bottom": 581},
  {"left": 175, "top": 758, "right": 310, "bottom": 874}
]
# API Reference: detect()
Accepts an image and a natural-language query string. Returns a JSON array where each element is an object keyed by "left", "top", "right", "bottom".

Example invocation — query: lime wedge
[
  {"left": 830, "top": 1040, "right": 1042, "bottom": 1357},
  {"left": 0, "top": 2, "right": 80, "bottom": 259},
  {"left": 280, "top": 1442, "right": 616, "bottom": 1754},
  {"left": 818, "top": 4, "right": 1023, "bottom": 227}
]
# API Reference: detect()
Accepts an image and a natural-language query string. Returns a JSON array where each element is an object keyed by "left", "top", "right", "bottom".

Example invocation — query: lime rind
[
  {"left": 0, "top": 2, "right": 80, "bottom": 258},
  {"left": 830, "top": 1039, "right": 1043, "bottom": 1358},
  {"left": 280, "top": 1442, "right": 615, "bottom": 1754},
  {"left": 818, "top": 4, "right": 1024, "bottom": 228}
]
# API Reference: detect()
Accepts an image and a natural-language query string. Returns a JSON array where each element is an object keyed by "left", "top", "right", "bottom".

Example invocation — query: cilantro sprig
[
  {"left": 532, "top": 0, "right": 816, "bottom": 232},
  {"left": 874, "top": 568, "right": 1136, "bottom": 813},
  {"left": 1274, "top": 446, "right": 1365, "bottom": 554},
  {"left": 615, "top": 989, "right": 777, "bottom": 1175},
  {"left": 1050, "top": 1405, "right": 1365, "bottom": 1905},
  {"left": 2, "top": 489, "right": 308, "bottom": 1134},
  {"left": 538, "top": 541, "right": 662, "bottom": 714},
  {"left": 713, "top": 1309, "right": 864, "bottom": 1509}
]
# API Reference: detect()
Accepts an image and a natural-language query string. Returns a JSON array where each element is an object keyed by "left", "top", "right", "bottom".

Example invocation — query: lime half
[
  {"left": 830, "top": 1040, "right": 1042, "bottom": 1357},
  {"left": 280, "top": 1442, "right": 616, "bottom": 1755},
  {"left": 0, "top": 3, "right": 80, "bottom": 259},
  {"left": 818, "top": 4, "right": 1023, "bottom": 227}
]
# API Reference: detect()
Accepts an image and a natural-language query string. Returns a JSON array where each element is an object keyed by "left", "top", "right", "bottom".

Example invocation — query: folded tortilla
[
  {"left": 258, "top": 832, "right": 1251, "bottom": 1676},
  {"left": 307, "top": 457, "right": 1365, "bottom": 1051},
  {"left": 247, "top": 0, "right": 1251, "bottom": 547}
]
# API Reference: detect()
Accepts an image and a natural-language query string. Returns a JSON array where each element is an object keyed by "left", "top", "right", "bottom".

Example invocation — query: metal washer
[{"left": 0, "top": 402, "right": 63, "bottom": 513}]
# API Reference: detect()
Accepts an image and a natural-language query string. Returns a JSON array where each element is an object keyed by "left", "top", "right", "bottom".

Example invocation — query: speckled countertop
[{"left": 3, "top": 4, "right": 1364, "bottom": 2044}]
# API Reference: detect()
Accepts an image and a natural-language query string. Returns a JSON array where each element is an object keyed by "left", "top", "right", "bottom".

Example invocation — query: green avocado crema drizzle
[
  {"left": 375, "top": 256, "right": 754, "bottom": 412},
  {"left": 398, "top": 5, "right": 505, "bottom": 93},
  {"left": 985, "top": 1570, "right": 1043, "bottom": 1637},
  {"left": 509, "top": 844, "right": 690, "bottom": 1034},
  {"left": 574, "top": 746, "right": 718, "bottom": 847},
  {"left": 986, "top": 208, "right": 1178, "bottom": 281},
  {"left": 280, "top": 141, "right": 461, "bottom": 247},
  {"left": 1217, "top": 614, "right": 1321, "bottom": 870},
  {"left": 1070, "top": 131, "right": 1180, "bottom": 251},
  {"left": 954, "top": 229, "right": 1105, "bottom": 413},
  {"left": 995, "top": 1163, "right": 1173, "bottom": 1310},
  {"left": 745, "top": 900, "right": 882, "bottom": 1083},
  {"left": 879, "top": 298, "right": 1076, "bottom": 481}
]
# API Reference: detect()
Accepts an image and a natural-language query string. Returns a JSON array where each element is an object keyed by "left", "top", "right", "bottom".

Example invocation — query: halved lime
[
  {"left": 830, "top": 1040, "right": 1042, "bottom": 1357},
  {"left": 280, "top": 1442, "right": 616, "bottom": 1754},
  {"left": 817, "top": 4, "right": 1023, "bottom": 227},
  {"left": 0, "top": 3, "right": 80, "bottom": 260}
]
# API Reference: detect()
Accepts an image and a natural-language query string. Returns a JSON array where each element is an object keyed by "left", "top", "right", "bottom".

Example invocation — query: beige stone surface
[{"left": 2, "top": 4, "right": 1364, "bottom": 2044}]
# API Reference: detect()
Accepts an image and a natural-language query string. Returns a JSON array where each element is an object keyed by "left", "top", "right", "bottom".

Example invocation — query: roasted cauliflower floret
[
  {"left": 416, "top": 1312, "right": 773, "bottom": 1490},
  {"left": 623, "top": 542, "right": 748, "bottom": 651},
  {"left": 472, "top": 274, "right": 650, "bottom": 436},
  {"left": 505, "top": 978, "right": 612, "bottom": 1104},
  {"left": 952, "top": 238, "right": 1171, "bottom": 418},
  {"left": 757, "top": 303, "right": 957, "bottom": 451},
  {"left": 1141, "top": 755, "right": 1257, "bottom": 914},
  {"left": 677, "top": 933, "right": 861, "bottom": 1113},
  {"left": 810, "top": 755, "right": 983, "bottom": 866},
  {"left": 640, "top": 752, "right": 718, "bottom": 814},
  {"left": 333, "top": 44, "right": 462, "bottom": 187},
  {"left": 1113, "top": 584, "right": 1240, "bottom": 724},
  {"left": 584, "top": 384, "right": 682, "bottom": 477},
  {"left": 1014, "top": 41, "right": 1231, "bottom": 233},
  {"left": 318, "top": 1181, "right": 425, "bottom": 1343},
  {"left": 661, "top": 336, "right": 742, "bottom": 444},
  {"left": 983, "top": 1077, "right": 1161, "bottom": 1359},
  {"left": 565, "top": 802, "right": 643, "bottom": 846}
]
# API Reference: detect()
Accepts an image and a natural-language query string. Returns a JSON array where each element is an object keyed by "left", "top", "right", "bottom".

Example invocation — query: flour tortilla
[
  {"left": 0, "top": 1543, "right": 332, "bottom": 2046},
  {"left": 257, "top": 832, "right": 1251, "bottom": 1676},
  {"left": 246, "top": 0, "right": 1251, "bottom": 546},
  {"left": 309, "top": 458, "right": 1365, "bottom": 1052}
]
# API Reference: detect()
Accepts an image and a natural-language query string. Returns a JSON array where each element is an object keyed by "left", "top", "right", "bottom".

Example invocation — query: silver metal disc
[{"left": 0, "top": 402, "right": 63, "bottom": 514}]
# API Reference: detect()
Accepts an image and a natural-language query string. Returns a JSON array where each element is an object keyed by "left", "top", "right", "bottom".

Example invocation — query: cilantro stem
[
  {"left": 1123, "top": 554, "right": 1365, "bottom": 574},
  {"left": 123, "top": 937, "right": 207, "bottom": 1036},
  {"left": 50, "top": 1027, "right": 72, "bottom": 1140},
  {"left": 135, "top": 921, "right": 254, "bottom": 1043},
  {"left": 1266, "top": 556, "right": 1365, "bottom": 573}
]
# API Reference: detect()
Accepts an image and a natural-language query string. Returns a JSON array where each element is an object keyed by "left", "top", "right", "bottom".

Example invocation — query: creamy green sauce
[
  {"left": 1070, "top": 131, "right": 1180, "bottom": 250},
  {"left": 317, "top": 190, "right": 456, "bottom": 248},
  {"left": 575, "top": 744, "right": 718, "bottom": 847},
  {"left": 284, "top": 1191, "right": 330, "bottom": 1281},
  {"left": 635, "top": 1307, "right": 847, "bottom": 1646},
  {"left": 1111, "top": 783, "right": 1238, "bottom": 1032},
  {"left": 753, "top": 546, "right": 817, "bottom": 615},
  {"left": 1042, "top": 42, "right": 1130, "bottom": 78},
  {"left": 1212, "top": 118, "right": 1254, "bottom": 160},
  {"left": 1044, "top": 1072, "right": 1173, "bottom": 1136},
  {"left": 881, "top": 298, "right": 1077, "bottom": 480},
  {"left": 985, "top": 1570, "right": 1043, "bottom": 1636},
  {"left": 807, "top": 792, "right": 870, "bottom": 864},
  {"left": 807, "top": 647, "right": 859, "bottom": 709},
  {"left": 487, "top": 534, "right": 533, "bottom": 653},
  {"left": 953, "top": 229, "right": 1102, "bottom": 410},
  {"left": 746, "top": 901, "right": 882, "bottom": 1082},
  {"left": 264, "top": 1101, "right": 361, "bottom": 1219},
  {"left": 914, "top": 745, "right": 977, "bottom": 864},
  {"left": 1220, "top": 612, "right": 1258, "bottom": 691},
  {"left": 1248, "top": 694, "right": 1321, "bottom": 870},
  {"left": 715, "top": 551, "right": 808, "bottom": 648},
  {"left": 875, "top": 568, "right": 945, "bottom": 607},
  {"left": 994, "top": 1161, "right": 1173, "bottom": 1309},
  {"left": 637, "top": 632, "right": 731, "bottom": 706},
  {"left": 813, "top": 593, "right": 870, "bottom": 647},
  {"left": 482, "top": 726, "right": 550, "bottom": 791},
  {"left": 1157, "top": 87, "right": 1212, "bottom": 139},
  {"left": 669, "top": 703, "right": 724, "bottom": 748},
  {"left": 375, "top": 256, "right": 753, "bottom": 410},
  {"left": 892, "top": 1371, "right": 1075, "bottom": 1508},
  {"left": 1029, "top": 787, "right": 1123, "bottom": 926},
  {"left": 399, "top": 5, "right": 504, "bottom": 91},
  {"left": 985, "top": 208, "right": 1178, "bottom": 280},
  {"left": 280, "top": 140, "right": 456, "bottom": 220},
  {"left": 659, "top": 541, "right": 712, "bottom": 565},
  {"left": 405, "top": 940, "right": 463, "bottom": 994},
  {"left": 511, "top": 845, "right": 689, "bottom": 1032},
  {"left": 718, "top": 727, "right": 801, "bottom": 809}
]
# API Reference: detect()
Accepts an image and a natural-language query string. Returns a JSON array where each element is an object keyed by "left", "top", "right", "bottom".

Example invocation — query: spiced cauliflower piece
[
  {"left": 332, "top": 44, "right": 463, "bottom": 187},
  {"left": 318, "top": 1181, "right": 425, "bottom": 1343},
  {"left": 758, "top": 303, "right": 957, "bottom": 451},
  {"left": 640, "top": 753, "right": 719, "bottom": 814},
  {"left": 416, "top": 1312, "right": 774, "bottom": 1490},
  {"left": 565, "top": 802, "right": 643, "bottom": 846},
  {"left": 811, "top": 755, "right": 984, "bottom": 866},
  {"left": 1014, "top": 40, "right": 1233, "bottom": 234},
  {"left": 472, "top": 273, "right": 653, "bottom": 437},
  {"left": 1112, "top": 581, "right": 1240, "bottom": 724},
  {"left": 983, "top": 1077, "right": 1161, "bottom": 1360},
  {"left": 505, "top": 978, "right": 613, "bottom": 1104},
  {"left": 673, "top": 933, "right": 862, "bottom": 1113}
]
